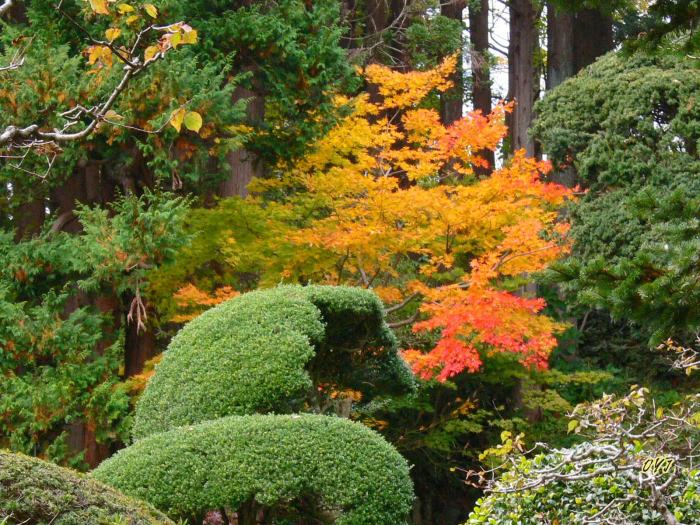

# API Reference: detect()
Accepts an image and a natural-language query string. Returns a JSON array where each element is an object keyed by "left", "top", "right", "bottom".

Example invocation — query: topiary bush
[
  {"left": 132, "top": 285, "right": 414, "bottom": 439},
  {"left": 94, "top": 415, "right": 413, "bottom": 524},
  {"left": 0, "top": 449, "right": 173, "bottom": 525},
  {"left": 94, "top": 285, "right": 415, "bottom": 524}
]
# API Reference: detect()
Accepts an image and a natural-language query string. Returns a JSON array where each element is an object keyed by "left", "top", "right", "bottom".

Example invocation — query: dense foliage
[
  {"left": 0, "top": 450, "right": 173, "bottom": 524},
  {"left": 0, "top": 192, "right": 188, "bottom": 466},
  {"left": 3, "top": 1, "right": 700, "bottom": 523},
  {"left": 133, "top": 285, "right": 413, "bottom": 439},
  {"left": 151, "top": 56, "right": 573, "bottom": 382},
  {"left": 535, "top": 50, "right": 700, "bottom": 345},
  {"left": 467, "top": 385, "right": 700, "bottom": 524},
  {"left": 95, "top": 414, "right": 413, "bottom": 524},
  {"left": 468, "top": 447, "right": 700, "bottom": 524},
  {"left": 96, "top": 285, "right": 414, "bottom": 522}
]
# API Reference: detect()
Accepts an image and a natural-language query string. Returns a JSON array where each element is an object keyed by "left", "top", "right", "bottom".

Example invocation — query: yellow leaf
[
  {"left": 104, "top": 110, "right": 123, "bottom": 121},
  {"left": 567, "top": 419, "right": 579, "bottom": 434},
  {"left": 105, "top": 27, "right": 121, "bottom": 42},
  {"left": 117, "top": 3, "right": 135, "bottom": 13},
  {"left": 144, "top": 45, "right": 159, "bottom": 62},
  {"left": 182, "top": 29, "right": 198, "bottom": 45},
  {"left": 126, "top": 14, "right": 139, "bottom": 25},
  {"left": 144, "top": 3, "right": 158, "bottom": 18},
  {"left": 183, "top": 111, "right": 203, "bottom": 133},
  {"left": 170, "top": 32, "right": 182, "bottom": 48},
  {"left": 89, "top": 0, "right": 110, "bottom": 15},
  {"left": 170, "top": 107, "right": 186, "bottom": 133}
]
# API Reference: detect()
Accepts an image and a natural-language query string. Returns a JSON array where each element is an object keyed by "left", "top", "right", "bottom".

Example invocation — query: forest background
[{"left": 1, "top": 0, "right": 699, "bottom": 523}]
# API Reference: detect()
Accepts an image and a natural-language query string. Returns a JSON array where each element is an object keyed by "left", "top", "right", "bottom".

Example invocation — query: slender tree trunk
[
  {"left": 389, "top": 0, "right": 410, "bottom": 69},
  {"left": 219, "top": 78, "right": 265, "bottom": 198},
  {"left": 468, "top": 0, "right": 495, "bottom": 173},
  {"left": 124, "top": 315, "right": 156, "bottom": 377},
  {"left": 469, "top": 0, "right": 492, "bottom": 116},
  {"left": 508, "top": 0, "right": 539, "bottom": 157},
  {"left": 366, "top": 0, "right": 389, "bottom": 39},
  {"left": 440, "top": 0, "right": 465, "bottom": 126}
]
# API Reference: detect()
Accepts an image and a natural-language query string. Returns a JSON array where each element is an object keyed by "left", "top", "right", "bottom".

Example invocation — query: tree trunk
[
  {"left": 545, "top": 4, "right": 613, "bottom": 186},
  {"left": 124, "top": 314, "right": 156, "bottom": 377},
  {"left": 468, "top": 0, "right": 495, "bottom": 174},
  {"left": 440, "top": 0, "right": 465, "bottom": 126},
  {"left": 219, "top": 79, "right": 265, "bottom": 198},
  {"left": 573, "top": 8, "right": 613, "bottom": 72},
  {"left": 13, "top": 196, "right": 45, "bottom": 239},
  {"left": 389, "top": 0, "right": 410, "bottom": 69},
  {"left": 547, "top": 4, "right": 613, "bottom": 90},
  {"left": 546, "top": 2, "right": 574, "bottom": 90},
  {"left": 508, "top": 0, "right": 539, "bottom": 157}
]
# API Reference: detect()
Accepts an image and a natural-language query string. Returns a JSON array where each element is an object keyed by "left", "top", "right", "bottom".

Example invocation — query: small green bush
[
  {"left": 133, "top": 285, "right": 414, "bottom": 439},
  {"left": 0, "top": 450, "right": 173, "bottom": 525},
  {"left": 94, "top": 414, "right": 414, "bottom": 525}
]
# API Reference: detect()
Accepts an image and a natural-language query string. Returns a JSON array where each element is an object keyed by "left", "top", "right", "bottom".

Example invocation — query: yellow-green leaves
[
  {"left": 182, "top": 29, "right": 198, "bottom": 44},
  {"left": 117, "top": 3, "right": 135, "bottom": 14},
  {"left": 144, "top": 3, "right": 158, "bottom": 18},
  {"left": 183, "top": 112, "right": 202, "bottom": 132},
  {"left": 169, "top": 108, "right": 186, "bottom": 133},
  {"left": 170, "top": 109, "right": 203, "bottom": 134},
  {"left": 105, "top": 28, "right": 121, "bottom": 42},
  {"left": 88, "top": 0, "right": 110, "bottom": 15},
  {"left": 567, "top": 419, "right": 580, "bottom": 434},
  {"left": 144, "top": 45, "right": 159, "bottom": 62}
]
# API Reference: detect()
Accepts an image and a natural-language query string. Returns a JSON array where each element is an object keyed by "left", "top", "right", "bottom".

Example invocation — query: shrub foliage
[
  {"left": 94, "top": 285, "right": 415, "bottom": 523},
  {"left": 0, "top": 450, "right": 173, "bottom": 525}
]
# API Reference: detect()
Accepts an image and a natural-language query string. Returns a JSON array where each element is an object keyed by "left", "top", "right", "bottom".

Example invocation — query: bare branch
[{"left": 0, "top": 0, "right": 12, "bottom": 17}]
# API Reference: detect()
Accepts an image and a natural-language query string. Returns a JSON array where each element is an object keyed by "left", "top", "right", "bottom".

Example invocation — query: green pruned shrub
[
  {"left": 0, "top": 450, "right": 173, "bottom": 525},
  {"left": 93, "top": 414, "right": 414, "bottom": 525},
  {"left": 132, "top": 285, "right": 414, "bottom": 440},
  {"left": 466, "top": 444, "right": 700, "bottom": 524}
]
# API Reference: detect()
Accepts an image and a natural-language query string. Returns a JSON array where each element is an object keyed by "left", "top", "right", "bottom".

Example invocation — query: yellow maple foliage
[{"left": 173, "top": 55, "right": 575, "bottom": 380}]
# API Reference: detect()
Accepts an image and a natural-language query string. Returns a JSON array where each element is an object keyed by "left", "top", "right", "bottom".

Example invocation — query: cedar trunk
[
  {"left": 440, "top": 0, "right": 466, "bottom": 126},
  {"left": 468, "top": 0, "right": 495, "bottom": 173},
  {"left": 508, "top": 0, "right": 538, "bottom": 157}
]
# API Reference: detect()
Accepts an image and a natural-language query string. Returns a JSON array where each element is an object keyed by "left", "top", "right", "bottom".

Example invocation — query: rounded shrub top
[
  {"left": 0, "top": 450, "right": 173, "bottom": 525},
  {"left": 533, "top": 51, "right": 700, "bottom": 193},
  {"left": 94, "top": 414, "right": 414, "bottom": 525},
  {"left": 133, "top": 285, "right": 413, "bottom": 440}
]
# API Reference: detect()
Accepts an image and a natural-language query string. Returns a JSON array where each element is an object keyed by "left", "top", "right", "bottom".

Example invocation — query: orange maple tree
[{"left": 166, "top": 55, "right": 575, "bottom": 381}]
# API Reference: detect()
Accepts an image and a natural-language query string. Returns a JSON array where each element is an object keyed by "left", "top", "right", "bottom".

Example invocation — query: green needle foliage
[
  {"left": 0, "top": 192, "right": 189, "bottom": 467},
  {"left": 534, "top": 49, "right": 700, "bottom": 345}
]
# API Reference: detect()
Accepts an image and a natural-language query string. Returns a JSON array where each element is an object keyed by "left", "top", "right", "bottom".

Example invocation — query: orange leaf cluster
[{"left": 171, "top": 284, "right": 239, "bottom": 323}]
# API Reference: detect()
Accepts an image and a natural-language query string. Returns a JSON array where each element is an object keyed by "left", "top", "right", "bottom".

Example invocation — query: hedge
[
  {"left": 94, "top": 414, "right": 414, "bottom": 525},
  {"left": 132, "top": 285, "right": 414, "bottom": 440},
  {"left": 0, "top": 450, "right": 173, "bottom": 525}
]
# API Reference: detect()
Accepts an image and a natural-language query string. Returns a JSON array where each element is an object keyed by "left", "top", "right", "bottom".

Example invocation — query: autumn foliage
[{"left": 170, "top": 55, "right": 574, "bottom": 381}]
